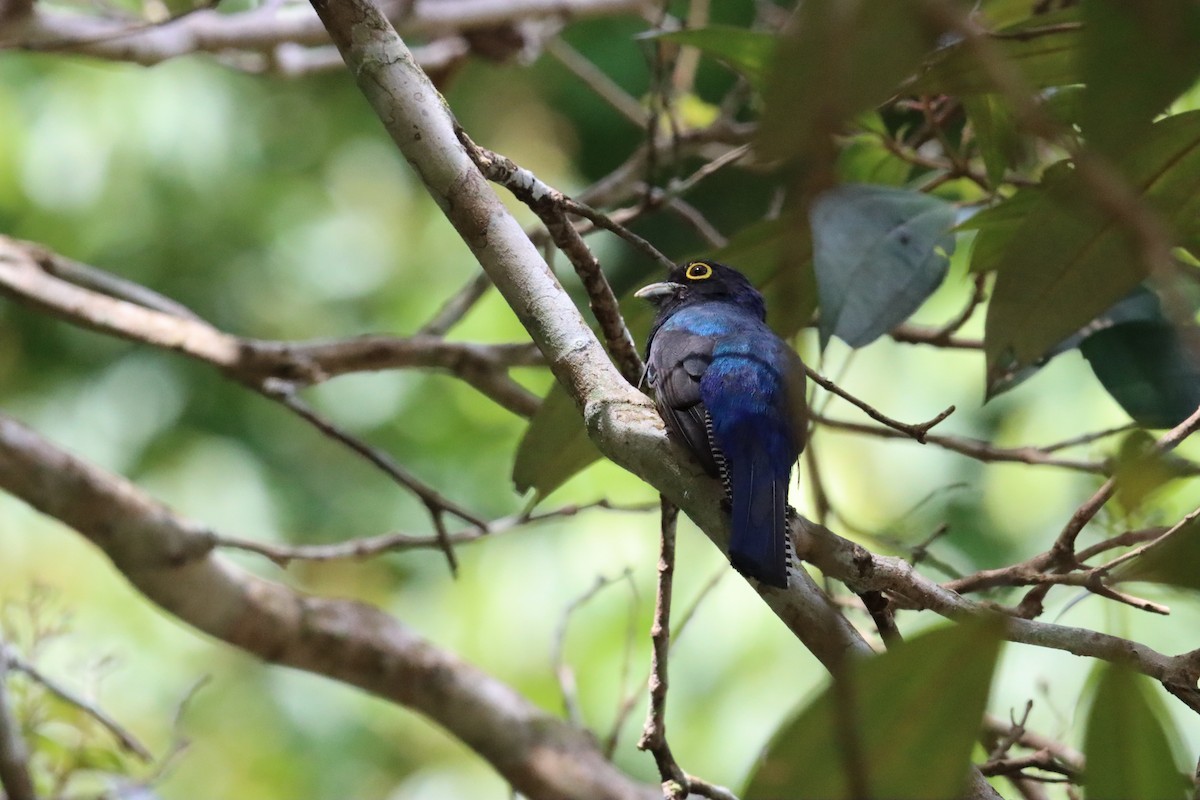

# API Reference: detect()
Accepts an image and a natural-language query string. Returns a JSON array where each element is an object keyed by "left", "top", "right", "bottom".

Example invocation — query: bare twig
[
  {"left": 1051, "top": 405, "right": 1200, "bottom": 565},
  {"left": 815, "top": 415, "right": 1120, "bottom": 475},
  {"left": 0, "top": 640, "right": 36, "bottom": 800},
  {"left": 637, "top": 497, "right": 686, "bottom": 796},
  {"left": 553, "top": 570, "right": 636, "bottom": 727},
  {"left": 2, "top": 642, "right": 153, "bottom": 761},
  {"left": 545, "top": 36, "right": 648, "bottom": 127},
  {"left": 460, "top": 131, "right": 649, "bottom": 386},
  {"left": 217, "top": 500, "right": 652, "bottom": 565},
  {"left": 605, "top": 566, "right": 723, "bottom": 758},
  {"left": 806, "top": 367, "right": 955, "bottom": 443}
]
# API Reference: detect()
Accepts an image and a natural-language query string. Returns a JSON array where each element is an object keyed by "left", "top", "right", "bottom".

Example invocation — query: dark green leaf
[
  {"left": 652, "top": 26, "right": 776, "bottom": 91},
  {"left": 984, "top": 111, "right": 1200, "bottom": 375},
  {"left": 1083, "top": 662, "right": 1188, "bottom": 800},
  {"left": 811, "top": 184, "right": 956, "bottom": 348},
  {"left": 759, "top": 0, "right": 941, "bottom": 164},
  {"left": 1082, "top": 318, "right": 1200, "bottom": 429},
  {"left": 1079, "top": 0, "right": 1200, "bottom": 158},
  {"left": 745, "top": 618, "right": 1005, "bottom": 800},
  {"left": 912, "top": 9, "right": 1081, "bottom": 95}
]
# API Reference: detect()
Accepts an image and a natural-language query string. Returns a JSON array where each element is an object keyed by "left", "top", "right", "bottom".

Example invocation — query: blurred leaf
[
  {"left": 913, "top": 9, "right": 1081, "bottom": 95},
  {"left": 1083, "top": 662, "right": 1188, "bottom": 800},
  {"left": 984, "top": 111, "right": 1200, "bottom": 376},
  {"left": 963, "top": 95, "right": 1025, "bottom": 186},
  {"left": 759, "top": 0, "right": 941, "bottom": 164},
  {"left": 960, "top": 185, "right": 1044, "bottom": 276},
  {"left": 652, "top": 26, "right": 776, "bottom": 91},
  {"left": 1111, "top": 430, "right": 1184, "bottom": 513},
  {"left": 810, "top": 184, "right": 956, "bottom": 348},
  {"left": 745, "top": 617, "right": 1004, "bottom": 800},
  {"left": 986, "top": 284, "right": 1165, "bottom": 397},
  {"left": 835, "top": 132, "right": 913, "bottom": 187},
  {"left": 1117, "top": 517, "right": 1200, "bottom": 590},
  {"left": 1079, "top": 0, "right": 1200, "bottom": 158},
  {"left": 978, "top": 0, "right": 1049, "bottom": 29},
  {"left": 512, "top": 382, "right": 601, "bottom": 496},
  {"left": 730, "top": 218, "right": 816, "bottom": 335},
  {"left": 1082, "top": 318, "right": 1200, "bottom": 429}
]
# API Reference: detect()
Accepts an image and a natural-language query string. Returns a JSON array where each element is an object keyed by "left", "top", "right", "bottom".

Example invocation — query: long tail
[{"left": 725, "top": 443, "right": 789, "bottom": 588}]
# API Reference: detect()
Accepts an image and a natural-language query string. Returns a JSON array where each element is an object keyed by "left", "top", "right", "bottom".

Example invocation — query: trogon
[{"left": 636, "top": 260, "right": 808, "bottom": 588}]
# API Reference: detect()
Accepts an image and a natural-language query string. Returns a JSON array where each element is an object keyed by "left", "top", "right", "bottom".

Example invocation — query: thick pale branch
[{"left": 0, "top": 414, "right": 657, "bottom": 800}]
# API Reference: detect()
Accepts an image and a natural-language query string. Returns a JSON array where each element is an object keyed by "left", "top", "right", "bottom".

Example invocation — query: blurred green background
[{"left": 3, "top": 3, "right": 1200, "bottom": 798}]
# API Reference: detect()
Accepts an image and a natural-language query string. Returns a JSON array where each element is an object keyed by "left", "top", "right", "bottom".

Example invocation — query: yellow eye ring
[{"left": 685, "top": 262, "right": 713, "bottom": 281}]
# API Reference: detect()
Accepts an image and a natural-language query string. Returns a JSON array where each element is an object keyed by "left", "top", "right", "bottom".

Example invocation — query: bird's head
[{"left": 634, "top": 260, "right": 766, "bottom": 321}]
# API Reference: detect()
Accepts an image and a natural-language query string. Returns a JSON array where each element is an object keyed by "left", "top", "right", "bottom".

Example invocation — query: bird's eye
[{"left": 685, "top": 262, "right": 713, "bottom": 281}]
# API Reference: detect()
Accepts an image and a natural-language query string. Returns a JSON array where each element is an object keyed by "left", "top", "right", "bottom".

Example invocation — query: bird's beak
[{"left": 634, "top": 281, "right": 678, "bottom": 300}]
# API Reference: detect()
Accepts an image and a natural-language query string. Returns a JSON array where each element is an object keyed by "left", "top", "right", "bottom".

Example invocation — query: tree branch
[
  {"left": 0, "top": 413, "right": 658, "bottom": 800},
  {"left": 9, "top": 0, "right": 654, "bottom": 67},
  {"left": 0, "top": 641, "right": 36, "bottom": 800}
]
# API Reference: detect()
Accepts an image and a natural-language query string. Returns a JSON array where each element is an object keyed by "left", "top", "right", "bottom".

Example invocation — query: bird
[{"left": 636, "top": 259, "right": 807, "bottom": 588}]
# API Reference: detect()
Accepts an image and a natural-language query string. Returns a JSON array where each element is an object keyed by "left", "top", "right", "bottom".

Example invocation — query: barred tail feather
[{"left": 726, "top": 447, "right": 789, "bottom": 588}]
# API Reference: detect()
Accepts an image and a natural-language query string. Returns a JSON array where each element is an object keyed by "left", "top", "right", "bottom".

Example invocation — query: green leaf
[
  {"left": 1110, "top": 430, "right": 1187, "bottom": 514},
  {"left": 759, "top": 0, "right": 941, "bottom": 164},
  {"left": 836, "top": 132, "right": 914, "bottom": 187},
  {"left": 984, "top": 111, "right": 1200, "bottom": 375},
  {"left": 1083, "top": 662, "right": 1188, "bottom": 800},
  {"left": 1079, "top": 0, "right": 1200, "bottom": 159},
  {"left": 745, "top": 618, "right": 1005, "bottom": 800},
  {"left": 1116, "top": 517, "right": 1200, "bottom": 591},
  {"left": 810, "top": 184, "right": 956, "bottom": 348},
  {"left": 512, "top": 384, "right": 601, "bottom": 496},
  {"left": 963, "top": 95, "right": 1025, "bottom": 187},
  {"left": 960, "top": 185, "right": 1045, "bottom": 276},
  {"left": 652, "top": 26, "right": 776, "bottom": 91},
  {"left": 912, "top": 9, "right": 1082, "bottom": 95}
]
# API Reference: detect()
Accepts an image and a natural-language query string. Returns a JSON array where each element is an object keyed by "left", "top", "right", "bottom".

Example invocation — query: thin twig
[
  {"left": 1051, "top": 405, "right": 1200, "bottom": 564},
  {"left": 815, "top": 415, "right": 1117, "bottom": 475},
  {"left": 3, "top": 642, "right": 153, "bottom": 761},
  {"left": 637, "top": 497, "right": 687, "bottom": 797},
  {"left": 0, "top": 641, "right": 36, "bottom": 800},
  {"left": 459, "top": 130, "right": 649, "bottom": 385},
  {"left": 261, "top": 381, "right": 481, "bottom": 575},
  {"left": 217, "top": 500, "right": 654, "bottom": 565},
  {"left": 545, "top": 36, "right": 648, "bottom": 127},
  {"left": 553, "top": 570, "right": 635, "bottom": 727},
  {"left": 806, "top": 367, "right": 954, "bottom": 443},
  {"left": 605, "top": 566, "right": 724, "bottom": 758}
]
